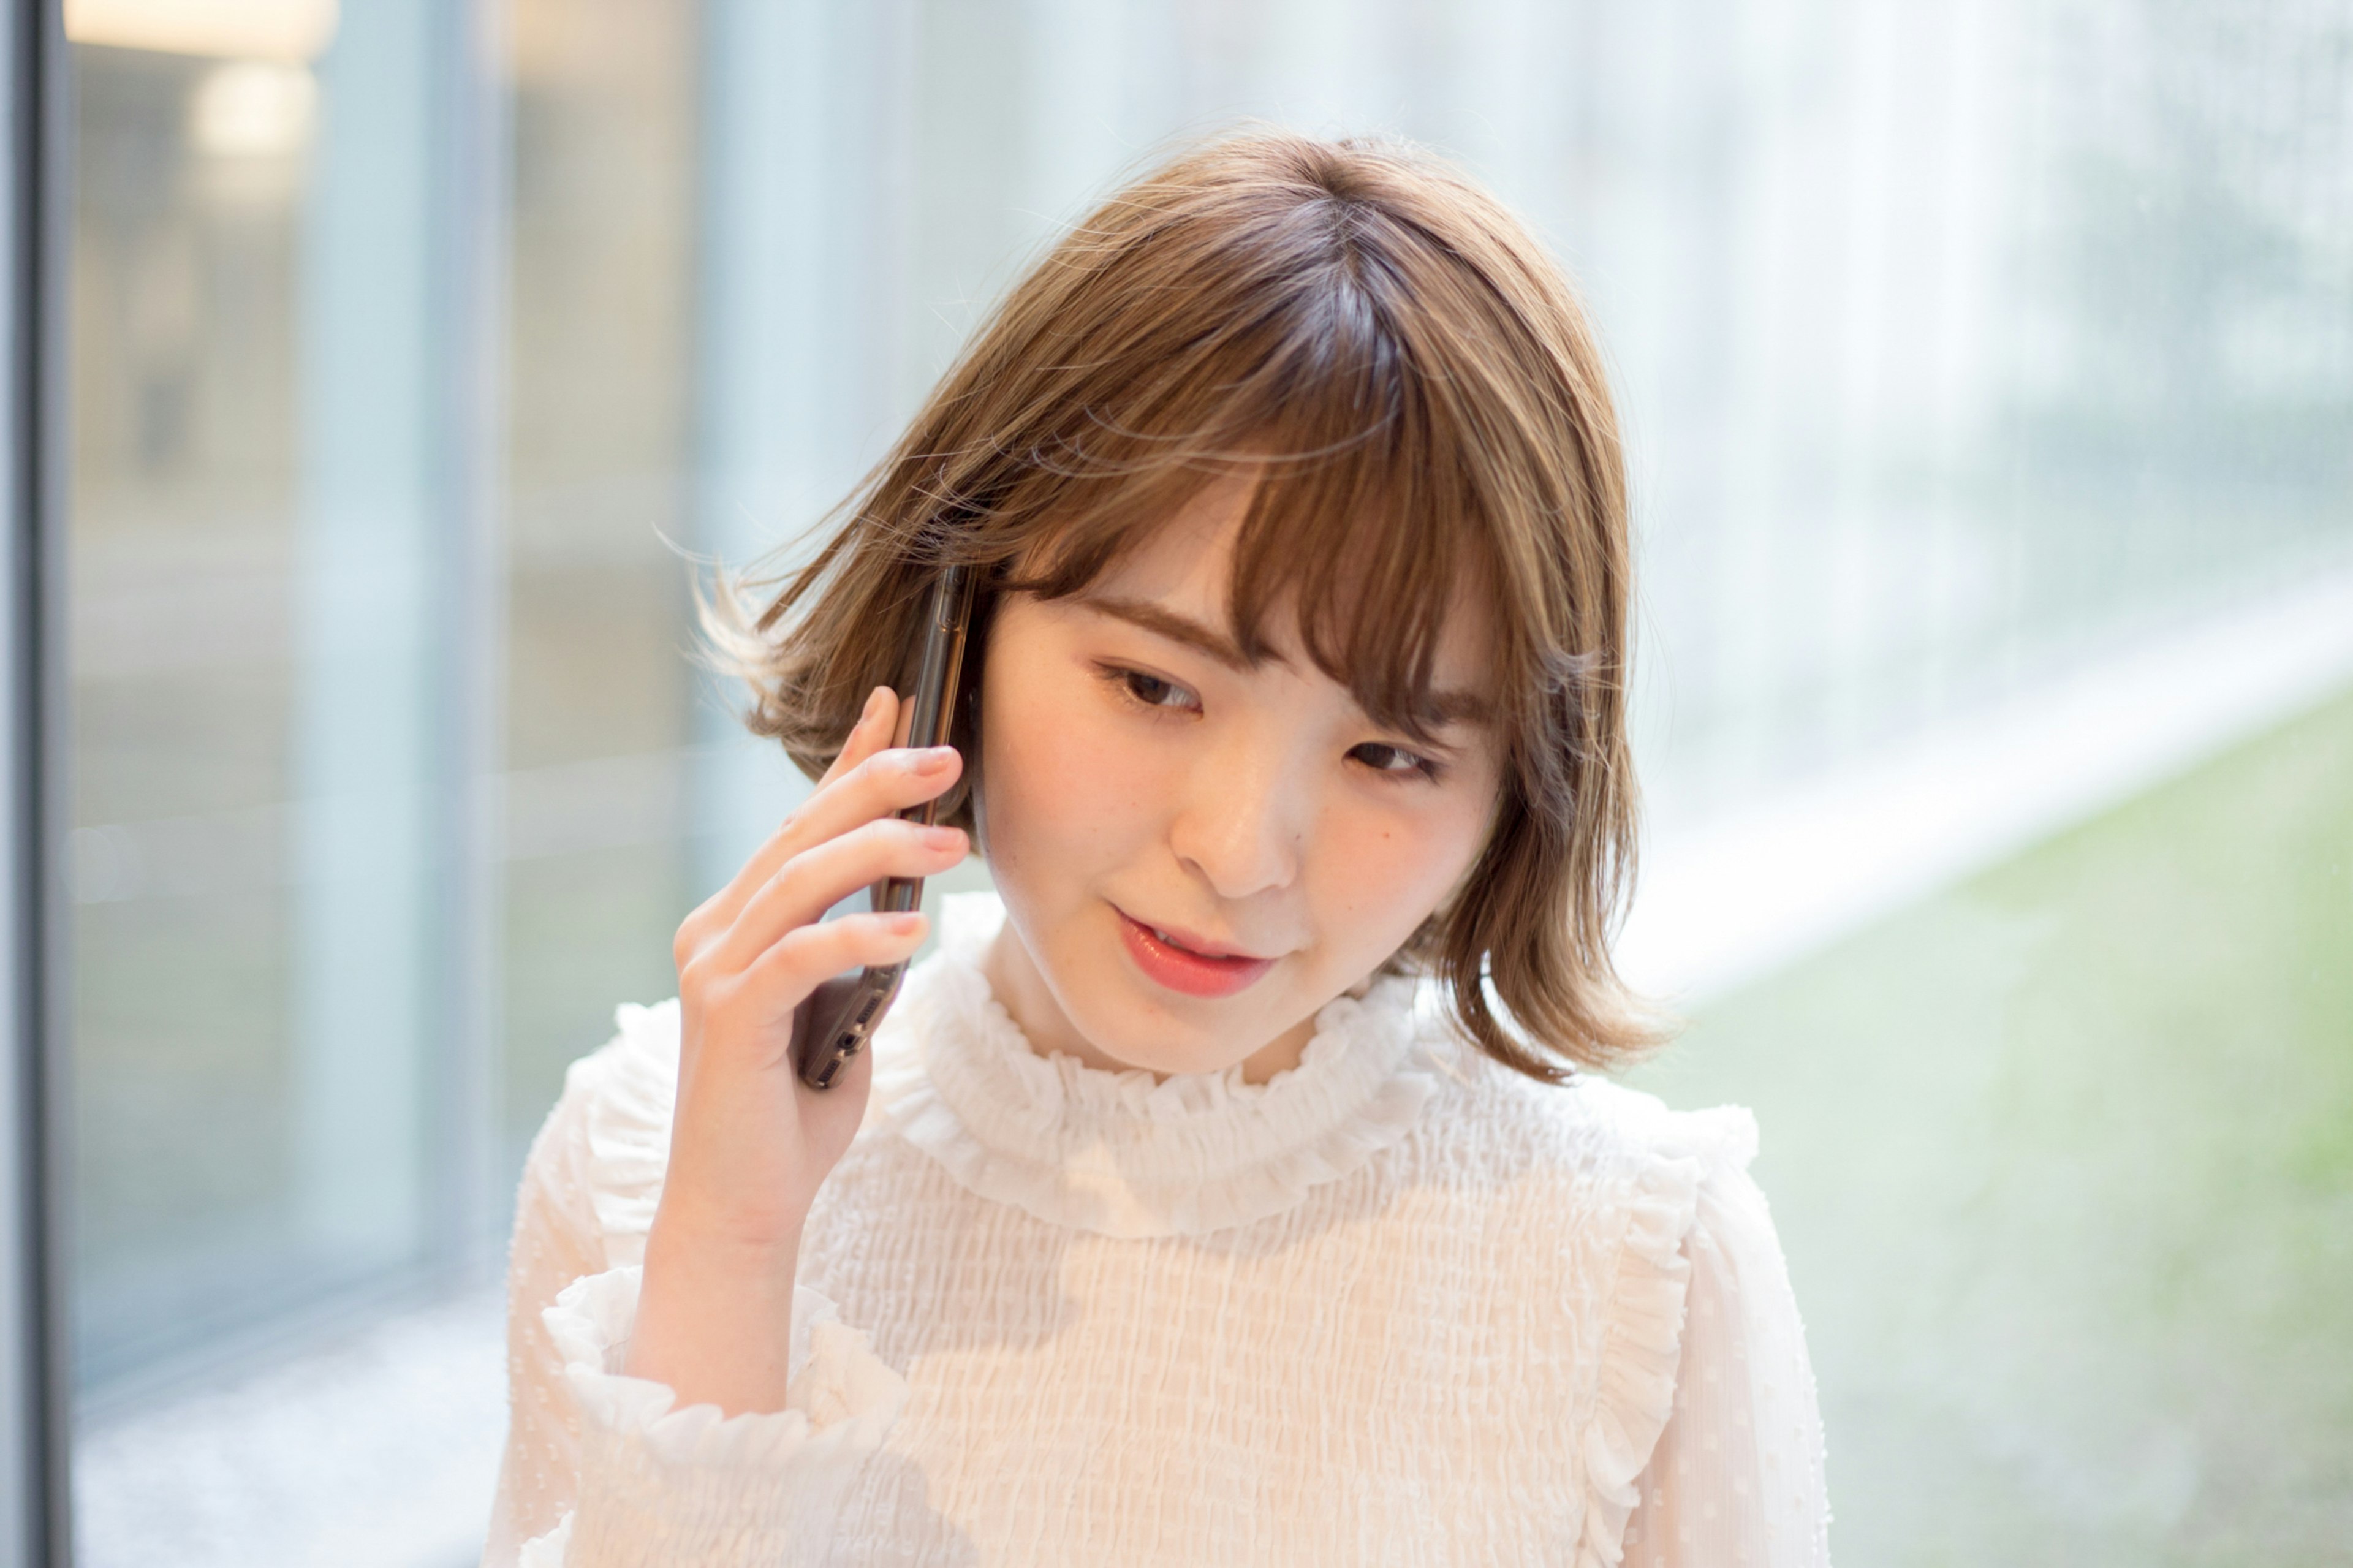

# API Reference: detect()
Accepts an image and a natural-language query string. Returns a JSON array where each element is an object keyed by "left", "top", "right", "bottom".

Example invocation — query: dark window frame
[{"left": 4, "top": 1, "right": 74, "bottom": 1562}]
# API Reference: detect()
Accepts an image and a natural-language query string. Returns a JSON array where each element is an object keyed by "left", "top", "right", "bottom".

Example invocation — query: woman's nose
[{"left": 1165, "top": 738, "right": 1309, "bottom": 901}]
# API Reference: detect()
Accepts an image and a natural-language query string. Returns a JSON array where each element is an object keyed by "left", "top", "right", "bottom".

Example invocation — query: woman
[{"left": 485, "top": 130, "right": 1832, "bottom": 1566}]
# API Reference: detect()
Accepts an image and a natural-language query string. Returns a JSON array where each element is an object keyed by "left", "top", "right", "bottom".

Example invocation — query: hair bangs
[{"left": 1229, "top": 404, "right": 1498, "bottom": 748}]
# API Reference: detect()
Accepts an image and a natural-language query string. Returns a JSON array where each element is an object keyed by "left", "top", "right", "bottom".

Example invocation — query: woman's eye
[
  {"left": 1107, "top": 666, "right": 1197, "bottom": 711},
  {"left": 1349, "top": 741, "right": 1441, "bottom": 780}
]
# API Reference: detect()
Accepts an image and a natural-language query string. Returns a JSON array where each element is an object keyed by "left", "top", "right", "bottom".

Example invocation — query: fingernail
[
  {"left": 860, "top": 687, "right": 888, "bottom": 725},
  {"left": 911, "top": 746, "right": 956, "bottom": 775},
  {"left": 920, "top": 825, "right": 964, "bottom": 851},
  {"left": 886, "top": 912, "right": 923, "bottom": 934}
]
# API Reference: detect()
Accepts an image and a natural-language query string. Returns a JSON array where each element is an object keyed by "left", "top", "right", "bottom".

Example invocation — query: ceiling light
[{"left": 65, "top": 0, "right": 339, "bottom": 63}]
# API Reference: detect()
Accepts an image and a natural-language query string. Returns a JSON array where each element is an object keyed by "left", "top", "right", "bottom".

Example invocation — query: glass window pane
[
  {"left": 497, "top": 0, "right": 702, "bottom": 1189},
  {"left": 56, "top": 1, "right": 2352, "bottom": 1562},
  {"left": 66, "top": 34, "right": 404, "bottom": 1392}
]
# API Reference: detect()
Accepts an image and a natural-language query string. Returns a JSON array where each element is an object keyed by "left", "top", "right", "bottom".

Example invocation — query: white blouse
[{"left": 483, "top": 894, "right": 1831, "bottom": 1566}]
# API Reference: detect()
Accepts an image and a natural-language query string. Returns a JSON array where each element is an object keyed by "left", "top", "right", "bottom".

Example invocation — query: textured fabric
[
  {"left": 485, "top": 894, "right": 1832, "bottom": 1567},
  {"left": 870, "top": 895, "right": 1440, "bottom": 1238}
]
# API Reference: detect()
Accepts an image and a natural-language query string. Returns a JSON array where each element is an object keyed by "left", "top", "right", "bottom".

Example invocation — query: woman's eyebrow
[
  {"left": 1419, "top": 689, "right": 1493, "bottom": 730},
  {"left": 1074, "top": 593, "right": 1259, "bottom": 670}
]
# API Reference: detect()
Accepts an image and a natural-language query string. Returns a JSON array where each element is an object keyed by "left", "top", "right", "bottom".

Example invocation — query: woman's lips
[{"left": 1114, "top": 909, "right": 1276, "bottom": 999}]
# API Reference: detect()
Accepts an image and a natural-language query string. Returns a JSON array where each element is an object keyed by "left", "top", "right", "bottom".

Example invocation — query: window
[{"left": 17, "top": 1, "right": 2349, "bottom": 1562}]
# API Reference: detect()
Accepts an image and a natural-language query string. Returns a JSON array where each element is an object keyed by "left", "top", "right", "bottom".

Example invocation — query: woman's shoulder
[
  {"left": 521, "top": 998, "right": 683, "bottom": 1268},
  {"left": 1410, "top": 1000, "right": 1760, "bottom": 1194},
  {"left": 1408, "top": 1010, "right": 1790, "bottom": 1268},
  {"left": 1563, "top": 1071, "right": 1760, "bottom": 1179}
]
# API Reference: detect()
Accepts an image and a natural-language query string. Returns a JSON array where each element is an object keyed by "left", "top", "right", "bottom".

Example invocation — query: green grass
[{"left": 1626, "top": 686, "right": 2353, "bottom": 1566}]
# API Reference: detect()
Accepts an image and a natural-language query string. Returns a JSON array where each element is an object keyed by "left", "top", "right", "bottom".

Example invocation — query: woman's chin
[
  {"left": 1057, "top": 969, "right": 1320, "bottom": 1081},
  {"left": 1059, "top": 1000, "right": 1259, "bottom": 1079},
  {"left": 991, "top": 914, "right": 1308, "bottom": 1080}
]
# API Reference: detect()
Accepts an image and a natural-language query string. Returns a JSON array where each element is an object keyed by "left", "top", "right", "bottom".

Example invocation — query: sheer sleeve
[
  {"left": 480, "top": 1020, "right": 908, "bottom": 1568},
  {"left": 512, "top": 1265, "right": 906, "bottom": 1566},
  {"left": 481, "top": 1062, "right": 606, "bottom": 1564},
  {"left": 1617, "top": 1150, "right": 1832, "bottom": 1567}
]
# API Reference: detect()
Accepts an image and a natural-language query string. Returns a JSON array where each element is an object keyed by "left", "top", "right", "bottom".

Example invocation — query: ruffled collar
[{"left": 866, "top": 893, "right": 1439, "bottom": 1238}]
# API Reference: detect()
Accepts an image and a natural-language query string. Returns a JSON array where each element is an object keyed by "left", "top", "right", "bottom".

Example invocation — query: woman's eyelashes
[
  {"left": 1097, "top": 661, "right": 1448, "bottom": 783},
  {"left": 1091, "top": 664, "right": 1440, "bottom": 776},
  {"left": 1347, "top": 741, "right": 1446, "bottom": 782},
  {"left": 1099, "top": 663, "right": 1200, "bottom": 714}
]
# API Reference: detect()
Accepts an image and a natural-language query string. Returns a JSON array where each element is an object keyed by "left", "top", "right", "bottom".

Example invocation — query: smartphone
[{"left": 790, "top": 563, "right": 980, "bottom": 1089}]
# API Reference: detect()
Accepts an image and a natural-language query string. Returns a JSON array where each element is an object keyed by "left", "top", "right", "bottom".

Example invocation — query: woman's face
[{"left": 977, "top": 472, "right": 1506, "bottom": 1082}]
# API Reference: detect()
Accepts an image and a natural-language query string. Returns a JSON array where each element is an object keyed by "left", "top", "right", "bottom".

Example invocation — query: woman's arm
[
  {"left": 480, "top": 1014, "right": 914, "bottom": 1567},
  {"left": 479, "top": 688, "right": 956, "bottom": 1566},
  {"left": 1618, "top": 1154, "right": 1833, "bottom": 1567},
  {"left": 630, "top": 686, "right": 963, "bottom": 1414}
]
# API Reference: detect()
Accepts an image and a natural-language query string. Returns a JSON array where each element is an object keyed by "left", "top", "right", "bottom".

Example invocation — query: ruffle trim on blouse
[
  {"left": 542, "top": 1264, "right": 909, "bottom": 1469},
  {"left": 568, "top": 894, "right": 1443, "bottom": 1244},
  {"left": 864, "top": 892, "right": 1440, "bottom": 1238},
  {"left": 1571, "top": 1088, "right": 1762, "bottom": 1568},
  {"left": 573, "top": 999, "right": 681, "bottom": 1268},
  {"left": 515, "top": 1512, "right": 572, "bottom": 1567}
]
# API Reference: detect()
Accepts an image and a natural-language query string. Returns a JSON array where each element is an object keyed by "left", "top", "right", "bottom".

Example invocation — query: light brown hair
[{"left": 708, "top": 129, "right": 1662, "bottom": 1081}]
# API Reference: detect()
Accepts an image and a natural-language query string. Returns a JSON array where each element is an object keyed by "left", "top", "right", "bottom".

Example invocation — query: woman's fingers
[
  {"left": 691, "top": 910, "right": 930, "bottom": 1065},
  {"left": 704, "top": 814, "right": 967, "bottom": 977},
  {"left": 685, "top": 746, "right": 961, "bottom": 973},
  {"left": 816, "top": 686, "right": 896, "bottom": 791},
  {"left": 690, "top": 746, "right": 964, "bottom": 960},
  {"left": 733, "top": 910, "right": 931, "bottom": 1026},
  {"left": 746, "top": 686, "right": 900, "bottom": 886},
  {"left": 683, "top": 687, "right": 906, "bottom": 946},
  {"left": 773, "top": 742, "right": 962, "bottom": 865}
]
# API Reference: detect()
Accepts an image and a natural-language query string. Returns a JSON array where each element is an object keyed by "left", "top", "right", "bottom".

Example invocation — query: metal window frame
[{"left": 2, "top": 0, "right": 70, "bottom": 1562}]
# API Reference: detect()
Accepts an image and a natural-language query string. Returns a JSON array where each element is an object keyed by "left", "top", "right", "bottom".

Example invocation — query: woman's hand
[{"left": 623, "top": 686, "right": 967, "bottom": 1414}]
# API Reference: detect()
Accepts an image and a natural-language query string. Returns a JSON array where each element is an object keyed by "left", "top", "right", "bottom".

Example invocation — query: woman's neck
[{"left": 980, "top": 921, "right": 1316, "bottom": 1085}]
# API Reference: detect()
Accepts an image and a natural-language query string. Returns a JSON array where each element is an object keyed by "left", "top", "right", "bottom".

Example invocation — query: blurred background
[{"left": 41, "top": 0, "right": 2351, "bottom": 1562}]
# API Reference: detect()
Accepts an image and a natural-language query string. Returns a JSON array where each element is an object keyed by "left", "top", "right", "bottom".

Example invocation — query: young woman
[{"left": 484, "top": 132, "right": 1832, "bottom": 1566}]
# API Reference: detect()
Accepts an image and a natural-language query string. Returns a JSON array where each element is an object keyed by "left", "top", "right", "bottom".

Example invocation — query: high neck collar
[{"left": 866, "top": 893, "right": 1440, "bottom": 1238}]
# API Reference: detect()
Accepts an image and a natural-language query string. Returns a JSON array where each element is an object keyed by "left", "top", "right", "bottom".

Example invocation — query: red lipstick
[{"left": 1114, "top": 908, "right": 1276, "bottom": 999}]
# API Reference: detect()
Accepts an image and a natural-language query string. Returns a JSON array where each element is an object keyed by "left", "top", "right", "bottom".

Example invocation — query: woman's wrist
[{"left": 623, "top": 1206, "right": 806, "bottom": 1417}]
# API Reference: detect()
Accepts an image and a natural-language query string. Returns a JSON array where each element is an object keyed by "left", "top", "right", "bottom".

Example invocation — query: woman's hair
[{"left": 707, "top": 129, "right": 1662, "bottom": 1081}]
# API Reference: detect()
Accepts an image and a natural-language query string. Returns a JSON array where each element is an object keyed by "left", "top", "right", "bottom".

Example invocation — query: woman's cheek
[
  {"left": 986, "top": 659, "right": 1155, "bottom": 879},
  {"left": 1325, "top": 797, "right": 1480, "bottom": 957},
  {"left": 1310, "top": 805, "right": 1391, "bottom": 955}
]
